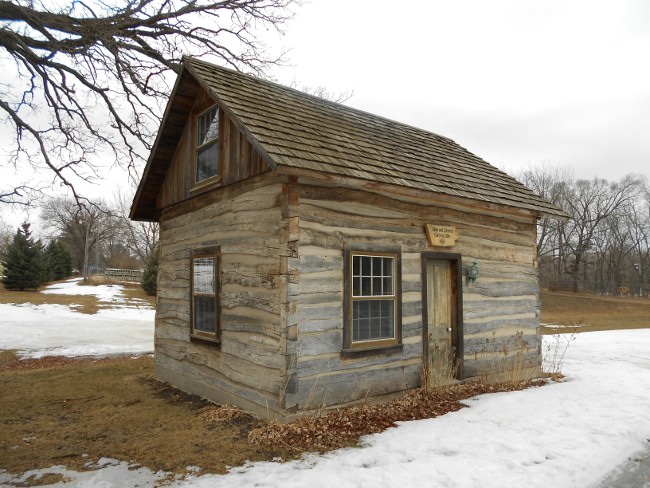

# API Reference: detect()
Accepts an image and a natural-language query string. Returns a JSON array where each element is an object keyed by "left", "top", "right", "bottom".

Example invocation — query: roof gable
[{"left": 131, "top": 57, "right": 566, "bottom": 220}]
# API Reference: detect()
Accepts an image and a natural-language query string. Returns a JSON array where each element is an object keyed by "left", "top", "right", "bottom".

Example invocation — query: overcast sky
[
  {"left": 2, "top": 0, "right": 649, "bottom": 229},
  {"left": 270, "top": 0, "right": 650, "bottom": 181}
]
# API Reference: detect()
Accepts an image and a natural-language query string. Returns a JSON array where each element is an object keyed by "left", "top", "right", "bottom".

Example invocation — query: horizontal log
[
  {"left": 285, "top": 360, "right": 422, "bottom": 411},
  {"left": 463, "top": 296, "right": 537, "bottom": 320},
  {"left": 463, "top": 333, "right": 539, "bottom": 356},
  {"left": 463, "top": 352, "right": 541, "bottom": 379},
  {"left": 464, "top": 320, "right": 539, "bottom": 339},
  {"left": 221, "top": 289, "right": 281, "bottom": 315},
  {"left": 158, "top": 338, "right": 282, "bottom": 388},
  {"left": 296, "top": 342, "right": 422, "bottom": 377},
  {"left": 155, "top": 352, "right": 282, "bottom": 419}
]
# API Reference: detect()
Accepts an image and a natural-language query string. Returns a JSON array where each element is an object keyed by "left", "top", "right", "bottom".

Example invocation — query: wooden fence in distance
[{"left": 104, "top": 268, "right": 143, "bottom": 283}]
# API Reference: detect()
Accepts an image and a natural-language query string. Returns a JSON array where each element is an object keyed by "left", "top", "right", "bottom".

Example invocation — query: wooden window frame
[
  {"left": 194, "top": 105, "right": 221, "bottom": 187},
  {"left": 190, "top": 246, "right": 220, "bottom": 343},
  {"left": 343, "top": 245, "right": 402, "bottom": 353}
]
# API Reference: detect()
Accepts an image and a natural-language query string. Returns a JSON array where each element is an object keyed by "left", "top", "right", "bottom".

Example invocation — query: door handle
[{"left": 447, "top": 327, "right": 452, "bottom": 332}]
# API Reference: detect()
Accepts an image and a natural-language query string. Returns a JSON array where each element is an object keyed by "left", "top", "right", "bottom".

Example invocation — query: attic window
[{"left": 196, "top": 106, "right": 219, "bottom": 182}]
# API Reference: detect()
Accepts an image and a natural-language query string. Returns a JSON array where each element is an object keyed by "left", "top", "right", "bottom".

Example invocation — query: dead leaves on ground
[{"left": 249, "top": 380, "right": 545, "bottom": 452}]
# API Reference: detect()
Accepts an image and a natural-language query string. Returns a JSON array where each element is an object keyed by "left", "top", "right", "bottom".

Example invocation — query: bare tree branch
[{"left": 0, "top": 0, "right": 297, "bottom": 205}]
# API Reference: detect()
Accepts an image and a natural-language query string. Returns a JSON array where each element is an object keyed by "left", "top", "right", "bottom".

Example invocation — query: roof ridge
[
  {"left": 183, "top": 56, "right": 457, "bottom": 145},
  {"left": 174, "top": 56, "right": 566, "bottom": 219}
]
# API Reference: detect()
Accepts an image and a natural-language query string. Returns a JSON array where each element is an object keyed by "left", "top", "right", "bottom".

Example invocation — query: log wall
[
  {"left": 154, "top": 168, "right": 542, "bottom": 418},
  {"left": 156, "top": 174, "right": 289, "bottom": 418},
  {"left": 283, "top": 177, "right": 541, "bottom": 413}
]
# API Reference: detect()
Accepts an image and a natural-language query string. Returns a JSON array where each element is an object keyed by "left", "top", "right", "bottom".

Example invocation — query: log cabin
[{"left": 131, "top": 57, "right": 566, "bottom": 419}]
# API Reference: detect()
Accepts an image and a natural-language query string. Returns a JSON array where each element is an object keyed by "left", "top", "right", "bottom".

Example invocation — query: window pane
[
  {"left": 361, "top": 276, "right": 372, "bottom": 296},
  {"left": 197, "top": 143, "right": 218, "bottom": 181},
  {"left": 382, "top": 277, "right": 393, "bottom": 295},
  {"left": 352, "top": 299, "right": 394, "bottom": 342},
  {"left": 361, "top": 255, "right": 371, "bottom": 275},
  {"left": 372, "top": 277, "right": 382, "bottom": 295},
  {"left": 380, "top": 300, "right": 393, "bottom": 337},
  {"left": 353, "top": 276, "right": 360, "bottom": 296},
  {"left": 351, "top": 255, "right": 394, "bottom": 297},
  {"left": 194, "top": 296, "right": 216, "bottom": 333},
  {"left": 372, "top": 257, "right": 381, "bottom": 277},
  {"left": 193, "top": 257, "right": 215, "bottom": 294},
  {"left": 198, "top": 107, "right": 218, "bottom": 145}
]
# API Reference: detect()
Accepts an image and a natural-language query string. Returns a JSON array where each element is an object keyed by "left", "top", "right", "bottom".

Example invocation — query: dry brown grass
[
  {"left": 541, "top": 290, "right": 650, "bottom": 333},
  {"left": 0, "top": 278, "right": 155, "bottom": 314},
  {"left": 0, "top": 353, "right": 297, "bottom": 478}
]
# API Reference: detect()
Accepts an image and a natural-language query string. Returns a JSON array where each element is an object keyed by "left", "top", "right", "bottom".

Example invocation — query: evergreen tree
[
  {"left": 45, "top": 240, "right": 74, "bottom": 282},
  {"left": 141, "top": 248, "right": 159, "bottom": 296},
  {"left": 1, "top": 222, "right": 45, "bottom": 290}
]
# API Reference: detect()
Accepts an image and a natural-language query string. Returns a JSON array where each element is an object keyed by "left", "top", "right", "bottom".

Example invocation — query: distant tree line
[
  {"left": 1, "top": 222, "right": 73, "bottom": 290},
  {"left": 520, "top": 166, "right": 649, "bottom": 297},
  {"left": 39, "top": 191, "right": 158, "bottom": 281}
]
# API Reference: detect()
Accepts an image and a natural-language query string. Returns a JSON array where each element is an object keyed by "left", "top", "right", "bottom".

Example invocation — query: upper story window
[{"left": 196, "top": 106, "right": 219, "bottom": 183}]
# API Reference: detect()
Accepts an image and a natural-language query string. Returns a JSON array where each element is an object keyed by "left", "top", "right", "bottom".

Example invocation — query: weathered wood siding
[
  {"left": 156, "top": 89, "right": 269, "bottom": 211},
  {"left": 283, "top": 177, "right": 541, "bottom": 413},
  {"left": 155, "top": 174, "right": 290, "bottom": 418}
]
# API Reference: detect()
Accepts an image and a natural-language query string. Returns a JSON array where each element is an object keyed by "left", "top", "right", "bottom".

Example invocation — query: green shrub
[
  {"left": 1, "top": 222, "right": 45, "bottom": 291},
  {"left": 141, "top": 248, "right": 159, "bottom": 296}
]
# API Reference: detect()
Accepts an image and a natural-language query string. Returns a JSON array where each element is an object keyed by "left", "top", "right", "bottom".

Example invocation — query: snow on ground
[
  {"left": 0, "top": 278, "right": 154, "bottom": 358},
  {"left": 170, "top": 329, "right": 650, "bottom": 488},
  {"left": 40, "top": 279, "right": 135, "bottom": 303},
  {"left": 0, "top": 286, "right": 649, "bottom": 487}
]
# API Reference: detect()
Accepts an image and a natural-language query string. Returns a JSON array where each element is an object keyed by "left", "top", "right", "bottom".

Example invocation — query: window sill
[
  {"left": 190, "top": 177, "right": 222, "bottom": 193},
  {"left": 190, "top": 334, "right": 220, "bottom": 346},
  {"left": 340, "top": 344, "right": 403, "bottom": 359}
]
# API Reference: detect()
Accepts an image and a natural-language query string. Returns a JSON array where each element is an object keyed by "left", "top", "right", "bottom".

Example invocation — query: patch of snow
[
  {"left": 41, "top": 278, "right": 129, "bottom": 304},
  {"left": 0, "top": 460, "right": 171, "bottom": 487},
  {"left": 167, "top": 330, "right": 650, "bottom": 488},
  {"left": 0, "top": 302, "right": 154, "bottom": 358}
]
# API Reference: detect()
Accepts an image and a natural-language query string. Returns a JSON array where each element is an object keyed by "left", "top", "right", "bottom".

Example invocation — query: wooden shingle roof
[{"left": 131, "top": 56, "right": 566, "bottom": 220}]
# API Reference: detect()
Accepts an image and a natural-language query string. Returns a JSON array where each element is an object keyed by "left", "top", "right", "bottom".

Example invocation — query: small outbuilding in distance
[{"left": 131, "top": 57, "right": 566, "bottom": 419}]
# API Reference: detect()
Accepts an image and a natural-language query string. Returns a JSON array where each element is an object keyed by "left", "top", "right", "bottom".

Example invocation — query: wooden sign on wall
[{"left": 425, "top": 224, "right": 457, "bottom": 247}]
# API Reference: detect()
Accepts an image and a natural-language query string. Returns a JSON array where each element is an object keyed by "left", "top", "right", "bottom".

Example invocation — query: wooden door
[{"left": 425, "top": 258, "right": 459, "bottom": 384}]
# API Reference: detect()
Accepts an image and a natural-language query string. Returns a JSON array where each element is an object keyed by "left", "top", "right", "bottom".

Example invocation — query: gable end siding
[{"left": 156, "top": 88, "right": 271, "bottom": 211}]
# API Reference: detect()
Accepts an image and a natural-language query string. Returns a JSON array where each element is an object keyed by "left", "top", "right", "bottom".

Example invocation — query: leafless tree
[
  {"left": 627, "top": 183, "right": 650, "bottom": 297},
  {"left": 114, "top": 186, "right": 158, "bottom": 262},
  {"left": 559, "top": 176, "right": 643, "bottom": 292},
  {"left": 1, "top": 0, "right": 297, "bottom": 205},
  {"left": 40, "top": 197, "right": 117, "bottom": 278},
  {"left": 0, "top": 218, "right": 12, "bottom": 258},
  {"left": 518, "top": 164, "right": 648, "bottom": 294},
  {"left": 288, "top": 81, "right": 354, "bottom": 103},
  {"left": 519, "top": 164, "right": 572, "bottom": 249}
]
